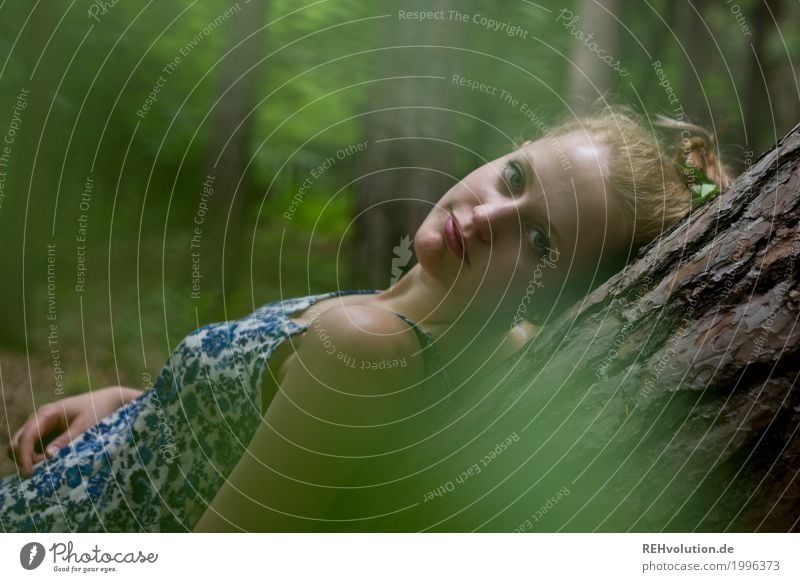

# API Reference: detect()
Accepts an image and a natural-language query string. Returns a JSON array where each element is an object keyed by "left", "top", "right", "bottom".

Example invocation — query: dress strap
[{"left": 390, "top": 312, "right": 452, "bottom": 396}]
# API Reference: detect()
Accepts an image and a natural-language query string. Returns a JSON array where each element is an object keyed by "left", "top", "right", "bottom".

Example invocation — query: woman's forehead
[
  {"left": 519, "top": 131, "right": 607, "bottom": 176},
  {"left": 518, "top": 132, "right": 621, "bottom": 258}
]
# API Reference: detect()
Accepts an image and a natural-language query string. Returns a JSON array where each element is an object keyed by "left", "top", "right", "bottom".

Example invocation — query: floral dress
[{"left": 0, "top": 289, "right": 446, "bottom": 532}]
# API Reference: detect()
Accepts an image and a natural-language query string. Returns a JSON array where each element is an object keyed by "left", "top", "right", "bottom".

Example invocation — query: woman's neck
[
  {"left": 370, "top": 264, "right": 527, "bottom": 374},
  {"left": 376, "top": 263, "right": 452, "bottom": 324}
]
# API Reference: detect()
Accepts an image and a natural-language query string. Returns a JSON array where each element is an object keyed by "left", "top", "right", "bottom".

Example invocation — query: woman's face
[{"left": 414, "top": 130, "right": 629, "bottom": 321}]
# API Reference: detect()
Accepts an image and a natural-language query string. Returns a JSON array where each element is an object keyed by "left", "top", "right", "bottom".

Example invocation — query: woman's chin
[
  {"left": 413, "top": 229, "right": 443, "bottom": 265},
  {"left": 414, "top": 243, "right": 455, "bottom": 287}
]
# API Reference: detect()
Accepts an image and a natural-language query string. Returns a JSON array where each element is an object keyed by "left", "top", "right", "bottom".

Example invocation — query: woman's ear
[{"left": 509, "top": 320, "right": 537, "bottom": 343}]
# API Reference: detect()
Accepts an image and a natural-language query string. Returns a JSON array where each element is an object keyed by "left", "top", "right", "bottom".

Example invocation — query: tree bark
[
  {"left": 329, "top": 120, "right": 800, "bottom": 532},
  {"left": 199, "top": 0, "right": 268, "bottom": 311}
]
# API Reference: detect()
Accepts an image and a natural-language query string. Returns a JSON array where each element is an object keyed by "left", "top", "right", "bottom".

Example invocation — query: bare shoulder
[
  {"left": 196, "top": 303, "right": 431, "bottom": 531},
  {"left": 298, "top": 303, "right": 426, "bottom": 387},
  {"left": 314, "top": 304, "right": 421, "bottom": 354}
]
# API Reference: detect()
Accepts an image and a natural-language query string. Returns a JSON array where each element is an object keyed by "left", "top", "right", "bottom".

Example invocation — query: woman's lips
[{"left": 444, "top": 213, "right": 469, "bottom": 264}]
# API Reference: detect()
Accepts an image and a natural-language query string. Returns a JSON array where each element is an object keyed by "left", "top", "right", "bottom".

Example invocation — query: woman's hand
[{"left": 5, "top": 386, "right": 143, "bottom": 478}]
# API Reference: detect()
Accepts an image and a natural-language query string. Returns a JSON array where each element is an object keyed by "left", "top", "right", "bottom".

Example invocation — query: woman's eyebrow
[{"left": 520, "top": 152, "right": 535, "bottom": 187}]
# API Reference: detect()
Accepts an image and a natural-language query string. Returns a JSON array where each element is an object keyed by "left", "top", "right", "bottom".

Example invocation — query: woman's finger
[
  {"left": 10, "top": 406, "right": 49, "bottom": 457},
  {"left": 17, "top": 406, "right": 65, "bottom": 476},
  {"left": 44, "top": 429, "right": 76, "bottom": 457},
  {"left": 11, "top": 425, "right": 23, "bottom": 448},
  {"left": 10, "top": 417, "right": 30, "bottom": 458},
  {"left": 8, "top": 418, "right": 30, "bottom": 464}
]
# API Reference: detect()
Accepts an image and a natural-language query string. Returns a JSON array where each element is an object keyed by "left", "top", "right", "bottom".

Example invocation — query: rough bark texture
[
  {"left": 522, "top": 119, "right": 800, "bottom": 532},
  {"left": 330, "top": 120, "right": 800, "bottom": 532}
]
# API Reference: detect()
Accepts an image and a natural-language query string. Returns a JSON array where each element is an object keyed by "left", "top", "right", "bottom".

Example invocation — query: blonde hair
[{"left": 550, "top": 107, "right": 733, "bottom": 253}]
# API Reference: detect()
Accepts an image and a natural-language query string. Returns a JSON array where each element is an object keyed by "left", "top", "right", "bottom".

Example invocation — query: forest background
[{"left": 0, "top": 0, "right": 797, "bottom": 477}]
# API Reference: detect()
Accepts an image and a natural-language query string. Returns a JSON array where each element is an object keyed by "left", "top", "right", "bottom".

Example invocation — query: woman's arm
[{"left": 193, "top": 304, "right": 426, "bottom": 532}]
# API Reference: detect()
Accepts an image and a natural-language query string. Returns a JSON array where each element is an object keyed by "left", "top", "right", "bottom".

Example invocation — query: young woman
[{"left": 0, "top": 109, "right": 731, "bottom": 532}]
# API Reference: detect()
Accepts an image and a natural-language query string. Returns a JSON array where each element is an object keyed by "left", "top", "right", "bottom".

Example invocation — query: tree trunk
[
  {"left": 677, "top": 0, "right": 712, "bottom": 125},
  {"left": 0, "top": 3, "right": 60, "bottom": 348},
  {"left": 761, "top": 1, "right": 800, "bottom": 155},
  {"left": 199, "top": 0, "right": 268, "bottom": 312},
  {"left": 330, "top": 120, "right": 800, "bottom": 532},
  {"left": 743, "top": 0, "right": 780, "bottom": 156},
  {"left": 566, "top": 0, "right": 621, "bottom": 111},
  {"left": 351, "top": 0, "right": 461, "bottom": 289}
]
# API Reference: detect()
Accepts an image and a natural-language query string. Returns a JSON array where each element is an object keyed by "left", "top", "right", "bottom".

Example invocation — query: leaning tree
[{"left": 321, "top": 120, "right": 800, "bottom": 533}]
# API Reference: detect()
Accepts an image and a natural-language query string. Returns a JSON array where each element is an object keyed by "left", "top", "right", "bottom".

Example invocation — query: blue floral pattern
[{"left": 0, "top": 289, "right": 390, "bottom": 532}]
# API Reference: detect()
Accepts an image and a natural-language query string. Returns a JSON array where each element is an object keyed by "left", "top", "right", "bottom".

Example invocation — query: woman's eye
[
  {"left": 505, "top": 161, "right": 525, "bottom": 195},
  {"left": 527, "top": 227, "right": 550, "bottom": 254}
]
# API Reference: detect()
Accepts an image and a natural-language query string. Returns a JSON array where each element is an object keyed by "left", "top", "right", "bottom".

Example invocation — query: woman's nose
[{"left": 471, "top": 202, "right": 520, "bottom": 243}]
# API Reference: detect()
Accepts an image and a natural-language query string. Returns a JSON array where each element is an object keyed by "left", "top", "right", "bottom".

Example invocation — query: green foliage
[
  {"left": 679, "top": 162, "right": 722, "bottom": 208},
  {"left": 0, "top": 0, "right": 796, "bottom": 395}
]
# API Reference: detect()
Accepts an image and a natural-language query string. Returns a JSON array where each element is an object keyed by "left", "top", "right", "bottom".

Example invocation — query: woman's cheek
[
  {"left": 479, "top": 255, "right": 528, "bottom": 301},
  {"left": 503, "top": 253, "right": 535, "bottom": 285},
  {"left": 413, "top": 227, "right": 439, "bottom": 258}
]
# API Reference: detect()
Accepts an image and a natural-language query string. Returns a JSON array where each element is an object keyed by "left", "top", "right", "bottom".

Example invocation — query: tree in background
[
  {"left": 199, "top": 0, "right": 269, "bottom": 312},
  {"left": 351, "top": 0, "right": 462, "bottom": 289},
  {"left": 565, "top": 0, "right": 622, "bottom": 111}
]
